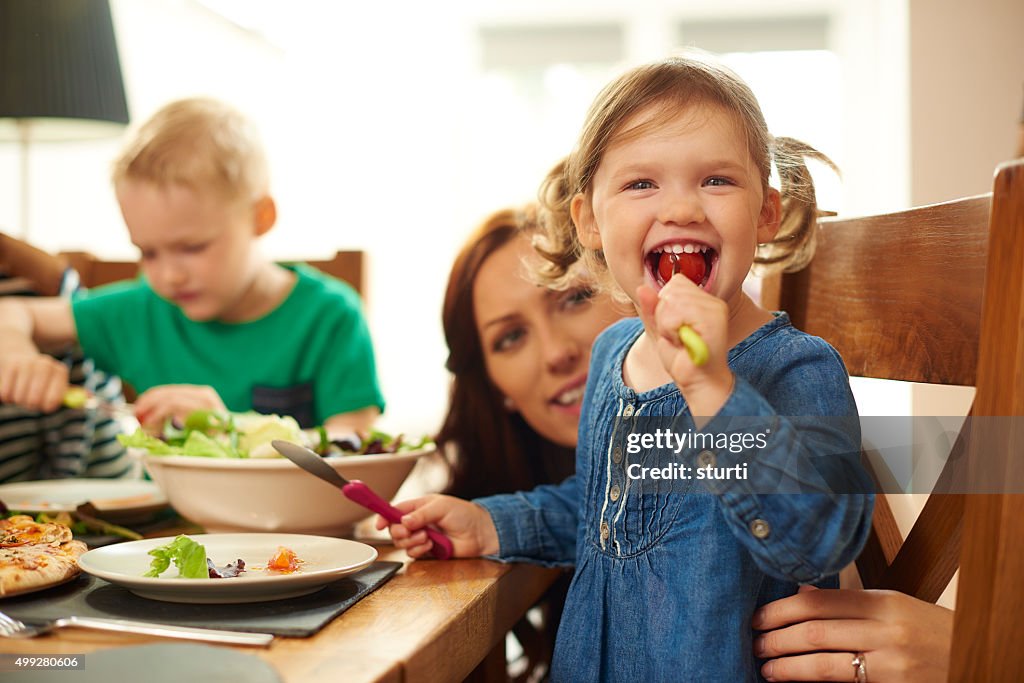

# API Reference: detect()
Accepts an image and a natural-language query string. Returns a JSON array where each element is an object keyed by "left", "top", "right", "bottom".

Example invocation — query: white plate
[
  {"left": 0, "top": 479, "right": 168, "bottom": 515},
  {"left": 77, "top": 533, "right": 378, "bottom": 603}
]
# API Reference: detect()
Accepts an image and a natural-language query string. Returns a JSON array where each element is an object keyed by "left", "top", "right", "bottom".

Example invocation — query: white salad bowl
[{"left": 137, "top": 447, "right": 434, "bottom": 536}]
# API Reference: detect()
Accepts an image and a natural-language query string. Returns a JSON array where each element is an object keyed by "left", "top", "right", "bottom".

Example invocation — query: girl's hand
[
  {"left": 636, "top": 276, "right": 734, "bottom": 418},
  {"left": 753, "top": 586, "right": 954, "bottom": 682},
  {"left": 0, "top": 351, "right": 69, "bottom": 412},
  {"left": 133, "top": 384, "right": 228, "bottom": 433},
  {"left": 375, "top": 494, "right": 499, "bottom": 559}
]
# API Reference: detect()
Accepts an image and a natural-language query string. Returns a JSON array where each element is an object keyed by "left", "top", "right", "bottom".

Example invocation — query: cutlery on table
[
  {"left": 271, "top": 440, "right": 454, "bottom": 560},
  {"left": 0, "top": 610, "right": 273, "bottom": 647}
]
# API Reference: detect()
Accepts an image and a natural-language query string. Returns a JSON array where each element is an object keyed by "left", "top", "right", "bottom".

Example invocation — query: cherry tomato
[{"left": 657, "top": 251, "right": 706, "bottom": 285}]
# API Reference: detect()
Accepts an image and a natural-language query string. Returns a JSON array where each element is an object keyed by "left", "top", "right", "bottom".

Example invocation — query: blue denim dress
[{"left": 478, "top": 314, "right": 874, "bottom": 682}]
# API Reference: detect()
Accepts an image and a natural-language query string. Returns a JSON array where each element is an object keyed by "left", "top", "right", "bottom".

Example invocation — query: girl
[{"left": 381, "top": 53, "right": 873, "bottom": 682}]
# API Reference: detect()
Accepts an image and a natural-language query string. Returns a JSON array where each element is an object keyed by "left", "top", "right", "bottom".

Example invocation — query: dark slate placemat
[
  {"left": 0, "top": 561, "right": 401, "bottom": 637},
  {"left": 5, "top": 643, "right": 283, "bottom": 683}
]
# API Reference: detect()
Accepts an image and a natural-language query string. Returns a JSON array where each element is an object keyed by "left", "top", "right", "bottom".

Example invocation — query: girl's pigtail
[
  {"left": 755, "top": 136, "right": 839, "bottom": 274},
  {"left": 532, "top": 159, "right": 587, "bottom": 290}
]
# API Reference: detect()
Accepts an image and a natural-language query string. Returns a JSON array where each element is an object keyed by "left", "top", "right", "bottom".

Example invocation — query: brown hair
[
  {"left": 535, "top": 52, "right": 836, "bottom": 297},
  {"left": 111, "top": 97, "right": 269, "bottom": 203},
  {"left": 438, "top": 207, "right": 575, "bottom": 499}
]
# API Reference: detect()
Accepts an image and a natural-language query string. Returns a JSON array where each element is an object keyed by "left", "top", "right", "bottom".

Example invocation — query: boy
[{"left": 0, "top": 98, "right": 384, "bottom": 434}]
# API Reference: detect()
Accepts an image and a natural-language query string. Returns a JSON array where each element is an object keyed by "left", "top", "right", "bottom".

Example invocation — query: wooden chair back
[
  {"left": 764, "top": 192, "right": 989, "bottom": 602},
  {"left": 62, "top": 250, "right": 366, "bottom": 298},
  {"left": 766, "top": 159, "right": 1024, "bottom": 678}
]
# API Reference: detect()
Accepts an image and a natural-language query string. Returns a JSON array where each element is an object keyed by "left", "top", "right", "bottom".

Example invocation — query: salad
[
  {"left": 118, "top": 410, "right": 433, "bottom": 460},
  {"left": 144, "top": 534, "right": 303, "bottom": 579}
]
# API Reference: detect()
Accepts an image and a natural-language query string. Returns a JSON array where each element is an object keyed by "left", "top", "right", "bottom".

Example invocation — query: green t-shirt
[{"left": 72, "top": 264, "right": 385, "bottom": 427}]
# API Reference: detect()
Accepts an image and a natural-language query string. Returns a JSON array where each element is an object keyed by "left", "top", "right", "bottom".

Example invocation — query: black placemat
[{"left": 1, "top": 561, "right": 401, "bottom": 637}]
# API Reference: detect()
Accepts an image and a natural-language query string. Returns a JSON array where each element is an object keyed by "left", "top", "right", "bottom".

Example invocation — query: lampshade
[{"left": 0, "top": 0, "right": 130, "bottom": 141}]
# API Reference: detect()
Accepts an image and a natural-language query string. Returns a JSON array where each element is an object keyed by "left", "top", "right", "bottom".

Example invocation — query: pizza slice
[{"left": 0, "top": 515, "right": 87, "bottom": 598}]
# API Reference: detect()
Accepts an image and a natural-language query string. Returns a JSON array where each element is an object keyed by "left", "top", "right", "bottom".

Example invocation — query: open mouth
[
  {"left": 552, "top": 383, "right": 586, "bottom": 407},
  {"left": 646, "top": 242, "right": 716, "bottom": 288}
]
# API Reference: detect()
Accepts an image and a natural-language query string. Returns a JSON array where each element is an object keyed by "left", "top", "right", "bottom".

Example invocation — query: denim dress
[{"left": 477, "top": 314, "right": 874, "bottom": 682}]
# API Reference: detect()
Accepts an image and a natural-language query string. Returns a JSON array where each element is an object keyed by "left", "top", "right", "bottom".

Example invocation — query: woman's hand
[
  {"left": 0, "top": 351, "right": 69, "bottom": 412},
  {"left": 636, "top": 276, "right": 733, "bottom": 419},
  {"left": 375, "top": 494, "right": 499, "bottom": 559},
  {"left": 753, "top": 586, "right": 954, "bottom": 682},
  {"left": 133, "top": 384, "right": 228, "bottom": 433}
]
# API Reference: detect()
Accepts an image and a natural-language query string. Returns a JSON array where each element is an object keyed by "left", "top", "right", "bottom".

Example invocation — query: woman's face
[{"left": 473, "top": 235, "right": 626, "bottom": 447}]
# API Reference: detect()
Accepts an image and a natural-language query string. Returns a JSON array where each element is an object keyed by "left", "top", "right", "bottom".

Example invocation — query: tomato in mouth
[{"left": 656, "top": 250, "right": 708, "bottom": 286}]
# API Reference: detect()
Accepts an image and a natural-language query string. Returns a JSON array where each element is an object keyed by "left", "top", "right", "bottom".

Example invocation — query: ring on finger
[{"left": 851, "top": 652, "right": 868, "bottom": 683}]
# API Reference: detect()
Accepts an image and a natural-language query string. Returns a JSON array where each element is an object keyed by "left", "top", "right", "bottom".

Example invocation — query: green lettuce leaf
[
  {"left": 117, "top": 430, "right": 179, "bottom": 454},
  {"left": 144, "top": 535, "right": 209, "bottom": 579}
]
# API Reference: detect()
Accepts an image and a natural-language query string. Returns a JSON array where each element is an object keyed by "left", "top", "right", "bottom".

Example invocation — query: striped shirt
[{"left": 0, "top": 269, "right": 132, "bottom": 483}]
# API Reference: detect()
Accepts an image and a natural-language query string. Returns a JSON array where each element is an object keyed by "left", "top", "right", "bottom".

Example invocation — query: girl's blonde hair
[
  {"left": 535, "top": 53, "right": 836, "bottom": 297},
  {"left": 111, "top": 97, "right": 269, "bottom": 203}
]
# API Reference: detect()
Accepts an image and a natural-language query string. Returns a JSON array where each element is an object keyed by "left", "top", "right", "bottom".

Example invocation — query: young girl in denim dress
[{"left": 382, "top": 53, "right": 874, "bottom": 682}]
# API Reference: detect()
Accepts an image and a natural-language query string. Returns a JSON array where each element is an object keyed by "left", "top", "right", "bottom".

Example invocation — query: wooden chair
[
  {"left": 61, "top": 250, "right": 366, "bottom": 297},
  {"left": 763, "top": 159, "right": 1024, "bottom": 679}
]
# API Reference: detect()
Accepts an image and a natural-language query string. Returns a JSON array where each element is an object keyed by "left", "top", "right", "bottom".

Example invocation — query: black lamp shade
[{"left": 0, "top": 0, "right": 129, "bottom": 140}]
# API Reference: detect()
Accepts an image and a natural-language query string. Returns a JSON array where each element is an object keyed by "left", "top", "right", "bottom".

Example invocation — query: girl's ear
[
  {"left": 756, "top": 187, "right": 782, "bottom": 244},
  {"left": 253, "top": 196, "right": 277, "bottom": 236},
  {"left": 570, "top": 193, "right": 602, "bottom": 249}
]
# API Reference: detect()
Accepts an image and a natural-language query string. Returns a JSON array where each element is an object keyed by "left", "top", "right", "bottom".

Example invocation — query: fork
[
  {"left": 0, "top": 611, "right": 273, "bottom": 647},
  {"left": 62, "top": 387, "right": 136, "bottom": 420}
]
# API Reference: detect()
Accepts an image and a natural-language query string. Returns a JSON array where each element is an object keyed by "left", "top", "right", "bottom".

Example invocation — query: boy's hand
[
  {"left": 0, "top": 352, "right": 70, "bottom": 412},
  {"left": 636, "top": 275, "right": 734, "bottom": 419},
  {"left": 133, "top": 384, "right": 228, "bottom": 433},
  {"left": 374, "top": 494, "right": 499, "bottom": 559}
]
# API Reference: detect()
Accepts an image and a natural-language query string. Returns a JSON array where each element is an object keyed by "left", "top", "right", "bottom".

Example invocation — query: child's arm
[
  {"left": 638, "top": 278, "right": 872, "bottom": 581},
  {"left": 380, "top": 479, "right": 582, "bottom": 566},
  {"left": 0, "top": 297, "right": 79, "bottom": 411},
  {"left": 375, "top": 494, "right": 499, "bottom": 559}
]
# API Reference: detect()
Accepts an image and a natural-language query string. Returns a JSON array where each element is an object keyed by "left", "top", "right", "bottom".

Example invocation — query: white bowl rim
[{"left": 136, "top": 446, "right": 435, "bottom": 470}]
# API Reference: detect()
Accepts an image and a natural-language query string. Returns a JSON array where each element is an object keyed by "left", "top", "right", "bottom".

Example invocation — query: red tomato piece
[
  {"left": 657, "top": 251, "right": 706, "bottom": 286},
  {"left": 267, "top": 546, "right": 300, "bottom": 573}
]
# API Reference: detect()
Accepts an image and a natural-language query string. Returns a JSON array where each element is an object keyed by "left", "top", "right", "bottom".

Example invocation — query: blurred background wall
[{"left": 0, "top": 0, "right": 1021, "bottom": 435}]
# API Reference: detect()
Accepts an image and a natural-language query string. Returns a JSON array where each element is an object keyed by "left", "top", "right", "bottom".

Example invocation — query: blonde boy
[{"left": 0, "top": 98, "right": 383, "bottom": 433}]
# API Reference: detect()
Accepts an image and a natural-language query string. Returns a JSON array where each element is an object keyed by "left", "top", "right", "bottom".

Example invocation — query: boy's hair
[
  {"left": 535, "top": 52, "right": 836, "bottom": 297},
  {"left": 111, "top": 97, "right": 269, "bottom": 202}
]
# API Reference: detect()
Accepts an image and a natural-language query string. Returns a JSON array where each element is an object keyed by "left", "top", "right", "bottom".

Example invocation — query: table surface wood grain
[{"left": 0, "top": 545, "right": 563, "bottom": 683}]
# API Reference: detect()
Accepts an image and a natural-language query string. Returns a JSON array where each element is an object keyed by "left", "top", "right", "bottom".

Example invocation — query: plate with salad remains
[
  {"left": 77, "top": 533, "right": 378, "bottom": 603},
  {"left": 120, "top": 411, "right": 436, "bottom": 536}
]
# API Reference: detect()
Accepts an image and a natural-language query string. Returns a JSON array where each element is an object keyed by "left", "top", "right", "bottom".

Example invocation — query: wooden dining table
[{"left": 0, "top": 543, "right": 563, "bottom": 682}]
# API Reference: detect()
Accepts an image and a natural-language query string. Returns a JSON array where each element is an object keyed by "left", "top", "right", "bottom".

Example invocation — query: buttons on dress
[
  {"left": 610, "top": 484, "right": 621, "bottom": 501},
  {"left": 622, "top": 404, "right": 635, "bottom": 418},
  {"left": 612, "top": 447, "right": 623, "bottom": 464},
  {"left": 749, "top": 518, "right": 771, "bottom": 539},
  {"left": 697, "top": 450, "right": 716, "bottom": 468},
  {"left": 600, "top": 521, "right": 610, "bottom": 541}
]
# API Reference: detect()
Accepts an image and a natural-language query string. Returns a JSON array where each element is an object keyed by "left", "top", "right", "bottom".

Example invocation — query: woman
[
  {"left": 436, "top": 205, "right": 626, "bottom": 679},
  {"left": 439, "top": 205, "right": 626, "bottom": 499}
]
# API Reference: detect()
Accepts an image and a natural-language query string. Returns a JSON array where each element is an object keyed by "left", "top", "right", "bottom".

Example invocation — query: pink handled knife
[{"left": 271, "top": 440, "right": 453, "bottom": 560}]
